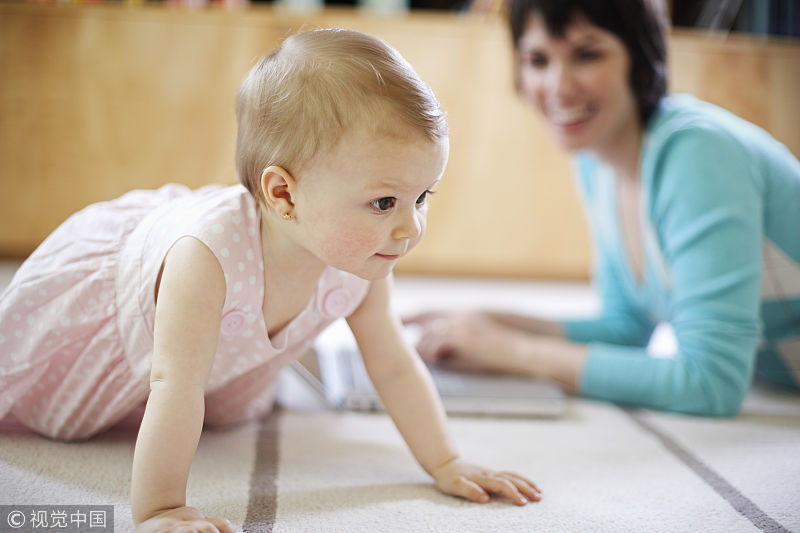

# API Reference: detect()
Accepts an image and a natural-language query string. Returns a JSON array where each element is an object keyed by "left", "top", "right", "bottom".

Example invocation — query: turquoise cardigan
[{"left": 563, "top": 94, "right": 800, "bottom": 416}]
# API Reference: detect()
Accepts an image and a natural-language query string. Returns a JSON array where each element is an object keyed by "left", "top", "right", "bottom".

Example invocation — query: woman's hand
[
  {"left": 431, "top": 457, "right": 542, "bottom": 506},
  {"left": 407, "top": 311, "right": 533, "bottom": 374},
  {"left": 406, "top": 310, "right": 587, "bottom": 391},
  {"left": 136, "top": 506, "right": 234, "bottom": 533}
]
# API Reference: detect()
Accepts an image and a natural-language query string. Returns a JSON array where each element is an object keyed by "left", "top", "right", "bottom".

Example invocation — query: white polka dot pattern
[{"left": 0, "top": 184, "right": 371, "bottom": 437}]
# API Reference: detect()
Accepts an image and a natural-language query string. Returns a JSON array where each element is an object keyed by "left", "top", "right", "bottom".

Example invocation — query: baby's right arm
[{"left": 130, "top": 236, "right": 233, "bottom": 533}]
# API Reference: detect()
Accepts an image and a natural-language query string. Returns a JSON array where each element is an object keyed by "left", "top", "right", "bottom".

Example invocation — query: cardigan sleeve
[
  {"left": 562, "top": 251, "right": 655, "bottom": 347},
  {"left": 569, "top": 127, "right": 762, "bottom": 416}
]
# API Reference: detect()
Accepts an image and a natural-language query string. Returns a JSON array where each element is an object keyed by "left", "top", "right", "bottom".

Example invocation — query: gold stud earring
[{"left": 283, "top": 212, "right": 292, "bottom": 221}]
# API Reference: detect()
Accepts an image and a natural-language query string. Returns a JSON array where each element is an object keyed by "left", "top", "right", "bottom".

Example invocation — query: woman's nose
[{"left": 549, "top": 63, "right": 576, "bottom": 99}]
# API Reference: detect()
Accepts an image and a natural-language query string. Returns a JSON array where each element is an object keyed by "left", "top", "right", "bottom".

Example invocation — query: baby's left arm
[{"left": 346, "top": 276, "right": 541, "bottom": 506}]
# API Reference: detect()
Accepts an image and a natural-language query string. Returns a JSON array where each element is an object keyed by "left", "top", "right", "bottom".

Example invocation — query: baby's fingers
[
  {"left": 206, "top": 517, "right": 235, "bottom": 533},
  {"left": 476, "top": 475, "right": 531, "bottom": 506},
  {"left": 498, "top": 472, "right": 542, "bottom": 502},
  {"left": 439, "top": 476, "right": 491, "bottom": 504}
]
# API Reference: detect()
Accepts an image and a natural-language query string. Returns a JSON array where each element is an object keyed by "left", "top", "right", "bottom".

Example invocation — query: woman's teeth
[{"left": 551, "top": 105, "right": 592, "bottom": 124}]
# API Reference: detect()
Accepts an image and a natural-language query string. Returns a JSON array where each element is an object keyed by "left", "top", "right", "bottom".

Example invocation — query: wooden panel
[
  {"left": 668, "top": 30, "right": 800, "bottom": 162},
  {"left": 0, "top": 5, "right": 283, "bottom": 251},
  {"left": 1, "top": 5, "right": 798, "bottom": 280}
]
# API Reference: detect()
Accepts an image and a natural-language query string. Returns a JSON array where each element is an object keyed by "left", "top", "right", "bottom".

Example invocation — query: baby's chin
[
  {"left": 337, "top": 261, "right": 396, "bottom": 282},
  {"left": 351, "top": 267, "right": 396, "bottom": 282}
]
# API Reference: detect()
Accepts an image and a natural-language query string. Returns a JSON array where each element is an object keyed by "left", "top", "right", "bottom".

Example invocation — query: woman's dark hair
[{"left": 509, "top": 0, "right": 668, "bottom": 125}]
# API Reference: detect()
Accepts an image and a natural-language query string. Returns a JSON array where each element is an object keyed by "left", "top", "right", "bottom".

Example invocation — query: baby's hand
[
  {"left": 136, "top": 506, "right": 234, "bottom": 533},
  {"left": 431, "top": 458, "right": 541, "bottom": 506}
]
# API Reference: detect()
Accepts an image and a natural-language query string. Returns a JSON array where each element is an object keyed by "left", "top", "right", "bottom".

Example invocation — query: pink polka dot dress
[{"left": 0, "top": 184, "right": 369, "bottom": 439}]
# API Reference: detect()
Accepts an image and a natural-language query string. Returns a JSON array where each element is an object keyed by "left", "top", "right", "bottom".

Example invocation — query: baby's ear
[{"left": 260, "top": 166, "right": 297, "bottom": 216}]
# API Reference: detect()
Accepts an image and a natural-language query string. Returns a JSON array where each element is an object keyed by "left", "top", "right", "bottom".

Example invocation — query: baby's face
[{"left": 289, "top": 128, "right": 449, "bottom": 280}]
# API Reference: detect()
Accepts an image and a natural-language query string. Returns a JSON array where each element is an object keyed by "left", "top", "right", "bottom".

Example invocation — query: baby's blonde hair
[{"left": 235, "top": 28, "right": 448, "bottom": 201}]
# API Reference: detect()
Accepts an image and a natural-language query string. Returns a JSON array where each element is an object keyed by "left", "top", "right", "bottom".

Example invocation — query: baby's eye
[
  {"left": 416, "top": 190, "right": 435, "bottom": 206},
  {"left": 371, "top": 197, "right": 396, "bottom": 212}
]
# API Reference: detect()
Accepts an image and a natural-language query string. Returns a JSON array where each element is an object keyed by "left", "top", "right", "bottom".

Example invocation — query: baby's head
[{"left": 235, "top": 28, "right": 448, "bottom": 203}]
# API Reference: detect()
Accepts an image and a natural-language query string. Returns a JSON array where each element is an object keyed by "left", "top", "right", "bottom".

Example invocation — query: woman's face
[{"left": 516, "top": 11, "right": 639, "bottom": 154}]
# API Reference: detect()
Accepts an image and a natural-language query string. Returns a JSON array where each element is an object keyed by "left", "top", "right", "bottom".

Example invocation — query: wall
[{"left": 1, "top": 4, "right": 798, "bottom": 278}]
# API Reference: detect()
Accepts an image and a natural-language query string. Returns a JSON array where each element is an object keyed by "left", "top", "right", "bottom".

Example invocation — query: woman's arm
[
  {"left": 131, "top": 237, "right": 233, "bottom": 532},
  {"left": 409, "top": 310, "right": 587, "bottom": 392},
  {"left": 561, "top": 251, "right": 655, "bottom": 347},
  {"left": 481, "top": 311, "right": 565, "bottom": 337},
  {"left": 405, "top": 164, "right": 653, "bottom": 390},
  {"left": 347, "top": 276, "right": 541, "bottom": 505},
  {"left": 409, "top": 127, "right": 761, "bottom": 416},
  {"left": 578, "top": 128, "right": 762, "bottom": 416}
]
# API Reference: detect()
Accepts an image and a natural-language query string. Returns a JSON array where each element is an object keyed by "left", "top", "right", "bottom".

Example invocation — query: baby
[{"left": 0, "top": 29, "right": 541, "bottom": 531}]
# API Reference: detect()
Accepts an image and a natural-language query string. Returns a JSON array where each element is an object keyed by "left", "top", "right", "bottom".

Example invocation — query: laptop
[{"left": 291, "top": 324, "right": 567, "bottom": 418}]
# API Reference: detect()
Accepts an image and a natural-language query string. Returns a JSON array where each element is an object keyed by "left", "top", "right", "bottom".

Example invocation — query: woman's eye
[
  {"left": 416, "top": 189, "right": 435, "bottom": 205},
  {"left": 371, "top": 197, "right": 396, "bottom": 212},
  {"left": 576, "top": 48, "right": 602, "bottom": 62},
  {"left": 524, "top": 52, "right": 548, "bottom": 68}
]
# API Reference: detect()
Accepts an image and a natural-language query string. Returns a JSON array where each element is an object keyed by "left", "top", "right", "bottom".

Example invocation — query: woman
[{"left": 411, "top": 0, "right": 800, "bottom": 416}]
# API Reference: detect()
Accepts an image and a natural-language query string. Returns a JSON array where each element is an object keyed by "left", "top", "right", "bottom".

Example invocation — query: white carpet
[
  {"left": 1, "top": 265, "right": 799, "bottom": 532},
  {"left": 2, "top": 388, "right": 798, "bottom": 532}
]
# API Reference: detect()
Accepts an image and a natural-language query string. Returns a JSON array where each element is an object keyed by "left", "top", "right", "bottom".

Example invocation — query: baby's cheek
[
  {"left": 408, "top": 219, "right": 427, "bottom": 248},
  {"left": 319, "top": 228, "right": 375, "bottom": 259}
]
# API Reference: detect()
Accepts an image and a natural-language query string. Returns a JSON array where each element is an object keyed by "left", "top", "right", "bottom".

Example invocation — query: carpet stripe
[
  {"left": 243, "top": 410, "right": 281, "bottom": 533},
  {"left": 625, "top": 409, "right": 791, "bottom": 533}
]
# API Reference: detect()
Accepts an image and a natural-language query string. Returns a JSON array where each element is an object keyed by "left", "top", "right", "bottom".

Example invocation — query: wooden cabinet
[{"left": 1, "top": 4, "right": 798, "bottom": 278}]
